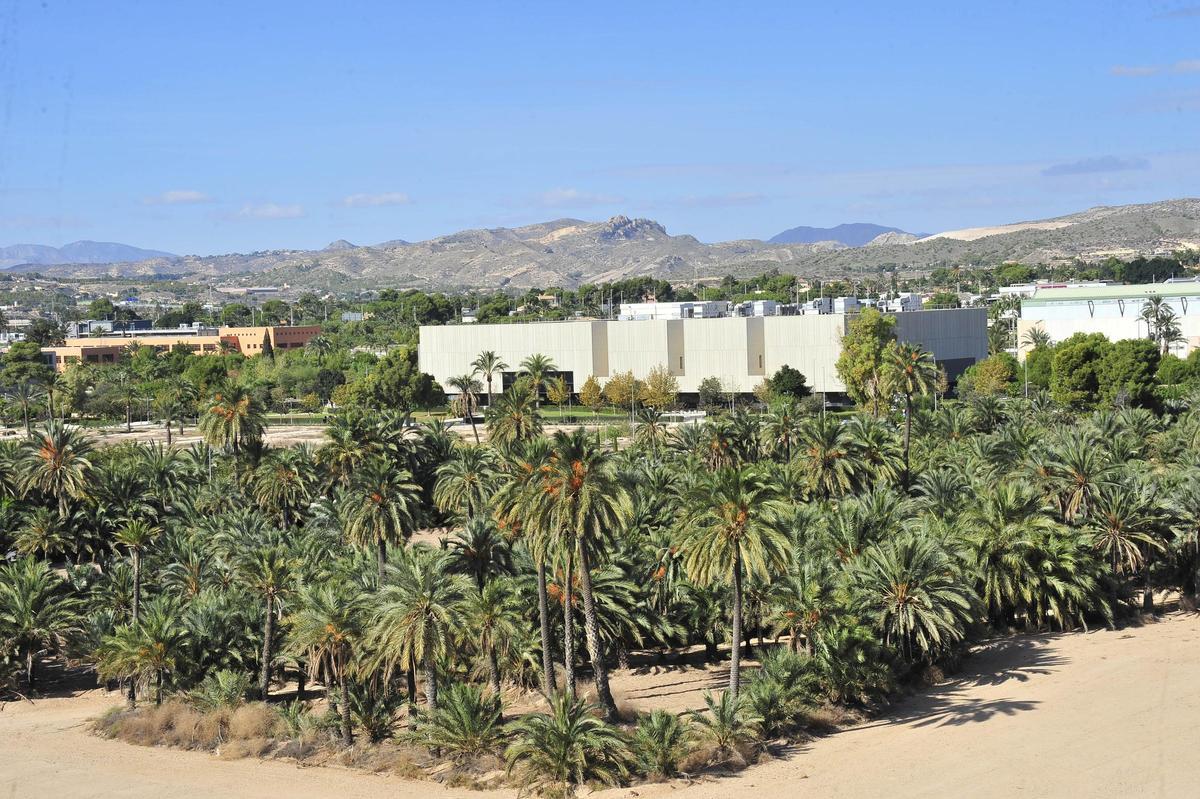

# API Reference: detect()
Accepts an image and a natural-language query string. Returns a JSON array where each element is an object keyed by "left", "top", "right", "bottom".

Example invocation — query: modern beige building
[
  {"left": 42, "top": 325, "right": 321, "bottom": 372},
  {"left": 419, "top": 309, "right": 987, "bottom": 398}
]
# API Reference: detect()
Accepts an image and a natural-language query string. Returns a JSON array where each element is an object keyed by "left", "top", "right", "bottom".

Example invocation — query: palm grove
[{"left": 3, "top": 309, "right": 1200, "bottom": 795}]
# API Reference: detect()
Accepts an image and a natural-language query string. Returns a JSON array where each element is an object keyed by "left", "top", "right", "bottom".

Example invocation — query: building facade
[
  {"left": 419, "top": 308, "right": 987, "bottom": 398},
  {"left": 41, "top": 325, "right": 320, "bottom": 372},
  {"left": 1017, "top": 282, "right": 1200, "bottom": 358}
]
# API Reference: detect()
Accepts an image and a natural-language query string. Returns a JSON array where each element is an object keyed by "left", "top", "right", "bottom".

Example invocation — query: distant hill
[
  {"left": 12, "top": 199, "right": 1200, "bottom": 289},
  {"left": 0, "top": 240, "right": 175, "bottom": 270},
  {"left": 769, "top": 222, "right": 923, "bottom": 246}
]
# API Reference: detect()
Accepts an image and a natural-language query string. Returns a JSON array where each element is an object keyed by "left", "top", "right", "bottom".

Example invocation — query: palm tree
[
  {"left": 285, "top": 580, "right": 364, "bottom": 745},
  {"left": 1020, "top": 327, "right": 1051, "bottom": 351},
  {"left": 485, "top": 383, "right": 543, "bottom": 452},
  {"left": 433, "top": 446, "right": 500, "bottom": 521},
  {"left": 318, "top": 413, "right": 372, "bottom": 490},
  {"left": 1049, "top": 431, "right": 1113, "bottom": 522},
  {"left": 13, "top": 507, "right": 71, "bottom": 561},
  {"left": 368, "top": 548, "right": 471, "bottom": 711},
  {"left": 796, "top": 415, "right": 857, "bottom": 501},
  {"left": 504, "top": 691, "right": 631, "bottom": 797},
  {"left": 492, "top": 439, "right": 558, "bottom": 698},
  {"left": 240, "top": 543, "right": 294, "bottom": 699},
  {"left": 153, "top": 377, "right": 198, "bottom": 445},
  {"left": 689, "top": 690, "right": 760, "bottom": 766},
  {"left": 1087, "top": 480, "right": 1165, "bottom": 609},
  {"left": 0, "top": 557, "right": 82, "bottom": 690},
  {"left": 19, "top": 421, "right": 94, "bottom": 518},
  {"left": 885, "top": 343, "right": 936, "bottom": 484},
  {"left": 760, "top": 400, "right": 803, "bottom": 462},
  {"left": 519, "top": 353, "right": 557, "bottom": 409},
  {"left": 471, "top": 350, "right": 508, "bottom": 407},
  {"left": 631, "top": 709, "right": 693, "bottom": 779},
  {"left": 848, "top": 533, "right": 977, "bottom": 663},
  {"left": 112, "top": 518, "right": 159, "bottom": 706},
  {"left": 447, "top": 373, "right": 484, "bottom": 444},
  {"left": 678, "top": 466, "right": 789, "bottom": 699},
  {"left": 448, "top": 516, "right": 512, "bottom": 589},
  {"left": 109, "top": 367, "right": 143, "bottom": 433},
  {"left": 5, "top": 381, "right": 43, "bottom": 435},
  {"left": 633, "top": 408, "right": 669, "bottom": 455},
  {"left": 458, "top": 578, "right": 523, "bottom": 694},
  {"left": 344, "top": 456, "right": 422, "bottom": 583},
  {"left": 198, "top": 384, "right": 266, "bottom": 454},
  {"left": 305, "top": 334, "right": 334, "bottom": 364},
  {"left": 96, "top": 595, "right": 187, "bottom": 705},
  {"left": 252, "top": 446, "right": 318, "bottom": 530},
  {"left": 528, "top": 429, "right": 632, "bottom": 720}
]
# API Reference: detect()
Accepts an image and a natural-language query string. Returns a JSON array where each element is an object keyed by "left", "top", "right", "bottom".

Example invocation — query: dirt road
[{"left": 3, "top": 613, "right": 1198, "bottom": 799}]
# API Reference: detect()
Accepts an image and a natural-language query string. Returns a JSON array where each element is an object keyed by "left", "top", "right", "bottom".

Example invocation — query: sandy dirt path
[{"left": 2, "top": 612, "right": 1198, "bottom": 799}]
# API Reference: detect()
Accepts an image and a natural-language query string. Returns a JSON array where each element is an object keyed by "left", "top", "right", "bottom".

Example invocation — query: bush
[
  {"left": 188, "top": 669, "right": 251, "bottom": 711},
  {"left": 408, "top": 682, "right": 506, "bottom": 764},
  {"left": 349, "top": 685, "right": 403, "bottom": 743},
  {"left": 228, "top": 703, "right": 282, "bottom": 740},
  {"left": 631, "top": 709, "right": 693, "bottom": 779},
  {"left": 689, "top": 691, "right": 761, "bottom": 768}
]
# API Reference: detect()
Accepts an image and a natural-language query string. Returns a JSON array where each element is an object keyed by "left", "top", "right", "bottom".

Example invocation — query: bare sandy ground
[
  {"left": 919, "top": 220, "right": 1072, "bottom": 242},
  {"left": 3, "top": 612, "right": 1198, "bottom": 799}
]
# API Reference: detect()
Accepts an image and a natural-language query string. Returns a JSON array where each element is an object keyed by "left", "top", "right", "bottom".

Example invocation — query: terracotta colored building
[{"left": 42, "top": 325, "right": 321, "bottom": 372}]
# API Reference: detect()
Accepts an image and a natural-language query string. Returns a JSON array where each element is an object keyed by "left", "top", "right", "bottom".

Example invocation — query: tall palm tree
[
  {"left": 240, "top": 543, "right": 294, "bottom": 699},
  {"left": 528, "top": 429, "right": 632, "bottom": 720},
  {"left": 0, "top": 557, "right": 82, "bottom": 690},
  {"left": 19, "top": 421, "right": 94, "bottom": 518},
  {"left": 492, "top": 438, "right": 558, "bottom": 697},
  {"left": 344, "top": 457, "right": 423, "bottom": 583},
  {"left": 285, "top": 580, "right": 364, "bottom": 745},
  {"left": 153, "top": 377, "right": 198, "bottom": 445},
  {"left": 109, "top": 367, "right": 142, "bottom": 433},
  {"left": 13, "top": 507, "right": 71, "bottom": 561},
  {"left": 305, "top": 334, "right": 334, "bottom": 364},
  {"left": 1086, "top": 480, "right": 1165, "bottom": 608},
  {"left": 471, "top": 350, "right": 508, "bottom": 408},
  {"left": 367, "top": 548, "right": 471, "bottom": 710},
  {"left": 5, "top": 382, "right": 43, "bottom": 435},
  {"left": 678, "top": 466, "right": 789, "bottom": 699},
  {"left": 447, "top": 374, "right": 484, "bottom": 443},
  {"left": 448, "top": 516, "right": 512, "bottom": 589},
  {"left": 519, "top": 353, "right": 557, "bottom": 409},
  {"left": 112, "top": 519, "right": 161, "bottom": 706},
  {"left": 1049, "top": 432, "right": 1113, "bottom": 522},
  {"left": 318, "top": 413, "right": 372, "bottom": 491},
  {"left": 884, "top": 343, "right": 936, "bottom": 484},
  {"left": 198, "top": 384, "right": 266, "bottom": 454}
]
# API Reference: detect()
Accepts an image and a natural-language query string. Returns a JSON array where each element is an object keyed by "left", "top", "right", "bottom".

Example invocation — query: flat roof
[{"left": 1025, "top": 283, "right": 1200, "bottom": 305}]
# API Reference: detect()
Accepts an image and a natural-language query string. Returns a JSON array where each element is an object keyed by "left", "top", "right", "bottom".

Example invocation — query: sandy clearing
[
  {"left": 919, "top": 220, "right": 1073, "bottom": 242},
  {"left": 3, "top": 613, "right": 1198, "bottom": 799}
]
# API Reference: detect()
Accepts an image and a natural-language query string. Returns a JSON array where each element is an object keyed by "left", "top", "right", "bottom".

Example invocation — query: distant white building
[
  {"left": 1018, "top": 282, "right": 1200, "bottom": 357},
  {"left": 420, "top": 308, "right": 988, "bottom": 398},
  {"left": 617, "top": 300, "right": 730, "bottom": 321}
]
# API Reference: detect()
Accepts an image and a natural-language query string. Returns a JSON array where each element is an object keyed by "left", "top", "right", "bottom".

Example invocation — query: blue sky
[{"left": 1, "top": 0, "right": 1198, "bottom": 254}]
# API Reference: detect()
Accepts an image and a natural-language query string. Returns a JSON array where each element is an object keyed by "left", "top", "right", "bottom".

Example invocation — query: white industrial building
[
  {"left": 419, "top": 308, "right": 988, "bottom": 399},
  {"left": 1017, "top": 282, "right": 1200, "bottom": 358},
  {"left": 617, "top": 300, "right": 730, "bottom": 321}
]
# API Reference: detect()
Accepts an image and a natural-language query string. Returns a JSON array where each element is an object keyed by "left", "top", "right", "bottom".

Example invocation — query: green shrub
[
  {"left": 631, "top": 709, "right": 693, "bottom": 779},
  {"left": 408, "top": 682, "right": 506, "bottom": 763}
]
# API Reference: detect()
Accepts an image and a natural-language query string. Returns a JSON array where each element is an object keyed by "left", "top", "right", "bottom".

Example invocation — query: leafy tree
[
  {"left": 578, "top": 375, "right": 603, "bottom": 412},
  {"left": 1050, "top": 333, "right": 1111, "bottom": 408},
  {"left": 603, "top": 370, "right": 639, "bottom": 410},
  {"left": 767, "top": 364, "right": 812, "bottom": 401},
  {"left": 835, "top": 308, "right": 897, "bottom": 415},
  {"left": 697, "top": 376, "right": 724, "bottom": 409},
  {"left": 24, "top": 319, "right": 66, "bottom": 346},
  {"left": 639, "top": 365, "right": 679, "bottom": 410},
  {"left": 546, "top": 375, "right": 571, "bottom": 412},
  {"left": 1098, "top": 338, "right": 1159, "bottom": 408},
  {"left": 365, "top": 346, "right": 443, "bottom": 411},
  {"left": 960, "top": 353, "right": 1018, "bottom": 397}
]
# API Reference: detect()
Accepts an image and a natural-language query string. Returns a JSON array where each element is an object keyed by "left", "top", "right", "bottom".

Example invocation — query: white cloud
[
  {"left": 342, "top": 192, "right": 412, "bottom": 208},
  {"left": 537, "top": 187, "right": 624, "bottom": 208},
  {"left": 143, "top": 189, "right": 213, "bottom": 205},
  {"left": 237, "top": 203, "right": 306, "bottom": 219},
  {"left": 1111, "top": 58, "right": 1200, "bottom": 77}
]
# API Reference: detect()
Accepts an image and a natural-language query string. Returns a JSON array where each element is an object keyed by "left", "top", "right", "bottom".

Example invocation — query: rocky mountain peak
[{"left": 597, "top": 216, "right": 667, "bottom": 241}]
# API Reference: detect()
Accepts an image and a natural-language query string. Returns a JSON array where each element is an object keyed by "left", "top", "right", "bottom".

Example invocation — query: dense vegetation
[{"left": 3, "top": 304, "right": 1200, "bottom": 795}]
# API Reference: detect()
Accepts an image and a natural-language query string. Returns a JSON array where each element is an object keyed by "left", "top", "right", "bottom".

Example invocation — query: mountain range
[
  {"left": 0, "top": 241, "right": 174, "bottom": 270},
  {"left": 4, "top": 199, "right": 1199, "bottom": 290},
  {"left": 768, "top": 222, "right": 926, "bottom": 246}
]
